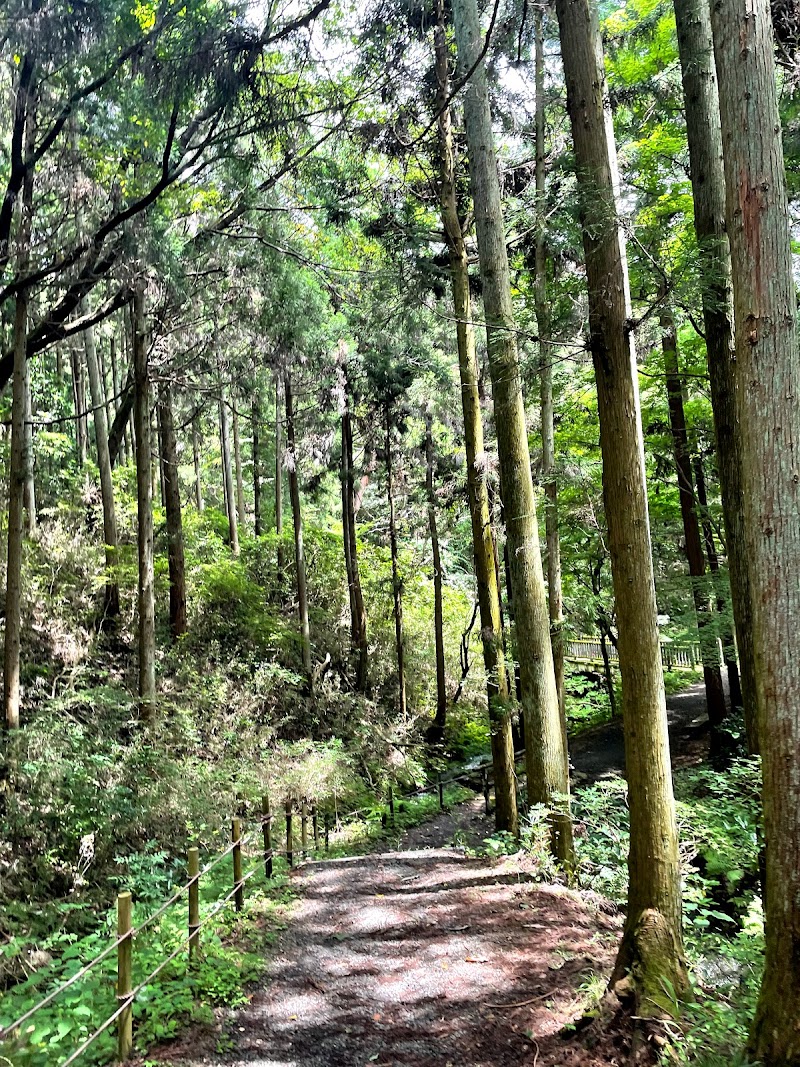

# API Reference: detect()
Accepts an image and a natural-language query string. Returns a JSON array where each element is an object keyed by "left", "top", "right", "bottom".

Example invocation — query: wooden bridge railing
[{"left": 566, "top": 636, "right": 702, "bottom": 669}]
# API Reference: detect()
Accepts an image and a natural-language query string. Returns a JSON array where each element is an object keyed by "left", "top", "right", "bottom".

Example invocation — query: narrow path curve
[{"left": 150, "top": 800, "right": 623, "bottom": 1067}]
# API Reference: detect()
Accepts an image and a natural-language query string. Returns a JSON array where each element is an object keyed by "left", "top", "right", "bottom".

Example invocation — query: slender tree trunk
[
  {"left": 133, "top": 284, "right": 156, "bottom": 725},
  {"left": 70, "top": 340, "right": 88, "bottom": 467},
  {"left": 661, "top": 308, "right": 727, "bottom": 741},
  {"left": 4, "top": 76, "right": 34, "bottom": 730},
  {"left": 284, "top": 371, "right": 312, "bottom": 676},
  {"left": 711, "top": 0, "right": 800, "bottom": 1056},
  {"left": 692, "top": 456, "right": 743, "bottom": 714},
  {"left": 385, "top": 407, "right": 407, "bottom": 718},
  {"left": 341, "top": 390, "right": 368, "bottom": 691},
  {"left": 192, "top": 412, "right": 204, "bottom": 512},
  {"left": 426, "top": 411, "right": 447, "bottom": 735},
  {"left": 534, "top": 9, "right": 565, "bottom": 730},
  {"left": 275, "top": 375, "right": 285, "bottom": 578},
  {"left": 554, "top": 0, "right": 686, "bottom": 1009},
  {"left": 219, "top": 386, "right": 239, "bottom": 557},
  {"left": 158, "top": 382, "right": 187, "bottom": 640},
  {"left": 453, "top": 0, "right": 569, "bottom": 859},
  {"left": 673, "top": 0, "right": 758, "bottom": 754},
  {"left": 252, "top": 395, "right": 261, "bottom": 536},
  {"left": 22, "top": 352, "right": 36, "bottom": 536},
  {"left": 82, "top": 299, "right": 120, "bottom": 623},
  {"left": 232, "top": 399, "right": 246, "bottom": 527}
]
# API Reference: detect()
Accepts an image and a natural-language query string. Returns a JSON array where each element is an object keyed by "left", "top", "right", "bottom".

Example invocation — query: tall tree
[
  {"left": 711, "top": 0, "right": 800, "bottom": 1056},
  {"left": 553, "top": 0, "right": 687, "bottom": 1008},
  {"left": 285, "top": 370, "right": 312, "bottom": 677},
  {"left": 340, "top": 356, "right": 368, "bottom": 692},
  {"left": 385, "top": 404, "right": 407, "bottom": 718},
  {"left": 158, "top": 381, "right": 187, "bottom": 640},
  {"left": 133, "top": 284, "right": 156, "bottom": 725},
  {"left": 433, "top": 1, "right": 517, "bottom": 831},
  {"left": 425, "top": 410, "right": 447, "bottom": 736},
  {"left": 673, "top": 0, "right": 758, "bottom": 752},
  {"left": 452, "top": 0, "right": 571, "bottom": 860}
]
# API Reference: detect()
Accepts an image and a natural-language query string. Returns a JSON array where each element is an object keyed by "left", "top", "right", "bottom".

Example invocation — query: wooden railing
[{"left": 566, "top": 636, "right": 702, "bottom": 669}]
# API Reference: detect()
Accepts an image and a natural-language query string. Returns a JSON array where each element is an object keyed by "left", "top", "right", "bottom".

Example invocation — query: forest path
[{"left": 148, "top": 799, "right": 623, "bottom": 1067}]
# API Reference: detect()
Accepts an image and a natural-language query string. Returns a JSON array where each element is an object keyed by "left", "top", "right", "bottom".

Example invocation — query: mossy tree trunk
[
  {"left": 711, "top": 0, "right": 800, "bottom": 1056},
  {"left": 453, "top": 0, "right": 570, "bottom": 858},
  {"left": 673, "top": 0, "right": 758, "bottom": 754},
  {"left": 433, "top": 0, "right": 517, "bottom": 833},
  {"left": 554, "top": 0, "right": 687, "bottom": 1010}
]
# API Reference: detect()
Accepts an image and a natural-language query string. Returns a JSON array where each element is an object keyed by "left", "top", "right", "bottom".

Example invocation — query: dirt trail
[{"left": 148, "top": 682, "right": 712, "bottom": 1067}]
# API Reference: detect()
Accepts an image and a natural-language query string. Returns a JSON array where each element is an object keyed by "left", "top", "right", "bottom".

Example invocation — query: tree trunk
[
  {"left": 711, "top": 0, "right": 800, "bottom": 1055},
  {"left": 133, "top": 284, "right": 156, "bottom": 725},
  {"left": 692, "top": 456, "right": 743, "bottom": 714},
  {"left": 22, "top": 355, "right": 35, "bottom": 536},
  {"left": 661, "top": 308, "right": 728, "bottom": 743},
  {"left": 158, "top": 381, "right": 187, "bottom": 640},
  {"left": 70, "top": 339, "right": 88, "bottom": 467},
  {"left": 192, "top": 412, "right": 204, "bottom": 512},
  {"left": 284, "top": 371, "right": 312, "bottom": 676},
  {"left": 674, "top": 0, "right": 758, "bottom": 754},
  {"left": 341, "top": 389, "right": 368, "bottom": 691},
  {"left": 232, "top": 399, "right": 246, "bottom": 527},
  {"left": 554, "top": 0, "right": 686, "bottom": 1009},
  {"left": 385, "top": 407, "right": 407, "bottom": 718},
  {"left": 275, "top": 375, "right": 285, "bottom": 578},
  {"left": 252, "top": 395, "right": 261, "bottom": 536},
  {"left": 426, "top": 411, "right": 447, "bottom": 736},
  {"left": 452, "top": 0, "right": 570, "bottom": 860},
  {"left": 82, "top": 299, "right": 120, "bottom": 623},
  {"left": 219, "top": 386, "right": 239, "bottom": 557},
  {"left": 534, "top": 8, "right": 565, "bottom": 730}
]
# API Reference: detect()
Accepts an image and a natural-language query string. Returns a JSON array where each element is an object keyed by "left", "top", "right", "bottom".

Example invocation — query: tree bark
[
  {"left": 275, "top": 375, "right": 285, "bottom": 578},
  {"left": 70, "top": 339, "right": 88, "bottom": 467},
  {"left": 692, "top": 455, "right": 743, "bottom": 714},
  {"left": 711, "top": 0, "right": 800, "bottom": 1055},
  {"left": 232, "top": 399, "right": 246, "bottom": 527},
  {"left": 133, "top": 284, "right": 156, "bottom": 725},
  {"left": 385, "top": 407, "right": 407, "bottom": 718},
  {"left": 673, "top": 0, "right": 758, "bottom": 754},
  {"left": 252, "top": 395, "right": 261, "bottom": 536},
  {"left": 341, "top": 384, "right": 368, "bottom": 692},
  {"left": 661, "top": 308, "right": 727, "bottom": 742},
  {"left": 158, "top": 381, "right": 187, "bottom": 640},
  {"left": 192, "top": 411, "right": 204, "bottom": 512},
  {"left": 82, "top": 298, "right": 120, "bottom": 623},
  {"left": 554, "top": 0, "right": 686, "bottom": 1009},
  {"left": 285, "top": 371, "right": 312, "bottom": 677},
  {"left": 534, "top": 8, "right": 565, "bottom": 729},
  {"left": 426, "top": 410, "right": 447, "bottom": 735},
  {"left": 452, "top": 0, "right": 569, "bottom": 858},
  {"left": 22, "top": 354, "right": 35, "bottom": 536},
  {"left": 219, "top": 386, "right": 239, "bottom": 557}
]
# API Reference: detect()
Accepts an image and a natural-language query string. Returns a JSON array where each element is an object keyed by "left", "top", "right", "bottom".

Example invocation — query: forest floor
[{"left": 141, "top": 683, "right": 712, "bottom": 1067}]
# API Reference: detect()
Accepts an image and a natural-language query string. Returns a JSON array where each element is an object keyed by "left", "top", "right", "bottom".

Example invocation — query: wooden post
[
  {"left": 188, "top": 847, "right": 200, "bottom": 961},
  {"left": 438, "top": 774, "right": 445, "bottom": 811},
  {"left": 117, "top": 892, "right": 133, "bottom": 1061},
  {"left": 483, "top": 768, "right": 490, "bottom": 815},
  {"left": 312, "top": 804, "right": 319, "bottom": 851},
  {"left": 285, "top": 800, "right": 294, "bottom": 867},
  {"left": 262, "top": 795, "right": 273, "bottom": 880},
  {"left": 301, "top": 800, "right": 308, "bottom": 858},
  {"left": 232, "top": 818, "right": 244, "bottom": 912},
  {"left": 388, "top": 785, "right": 395, "bottom": 827}
]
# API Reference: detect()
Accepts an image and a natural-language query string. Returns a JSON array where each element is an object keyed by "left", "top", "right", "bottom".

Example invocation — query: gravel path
[{"left": 149, "top": 811, "right": 622, "bottom": 1067}]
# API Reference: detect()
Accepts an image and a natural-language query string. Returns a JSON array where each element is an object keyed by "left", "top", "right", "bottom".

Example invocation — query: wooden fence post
[
  {"left": 232, "top": 818, "right": 244, "bottom": 912},
  {"left": 188, "top": 847, "right": 200, "bottom": 961},
  {"left": 262, "top": 794, "right": 273, "bottom": 880},
  {"left": 285, "top": 800, "right": 294, "bottom": 867},
  {"left": 312, "top": 804, "right": 319, "bottom": 851},
  {"left": 301, "top": 800, "right": 308, "bottom": 859},
  {"left": 388, "top": 785, "right": 395, "bottom": 827},
  {"left": 117, "top": 892, "right": 133, "bottom": 1061}
]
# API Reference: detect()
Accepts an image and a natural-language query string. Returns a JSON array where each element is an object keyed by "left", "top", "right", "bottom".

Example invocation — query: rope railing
[{"left": 2, "top": 763, "right": 501, "bottom": 1066}]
